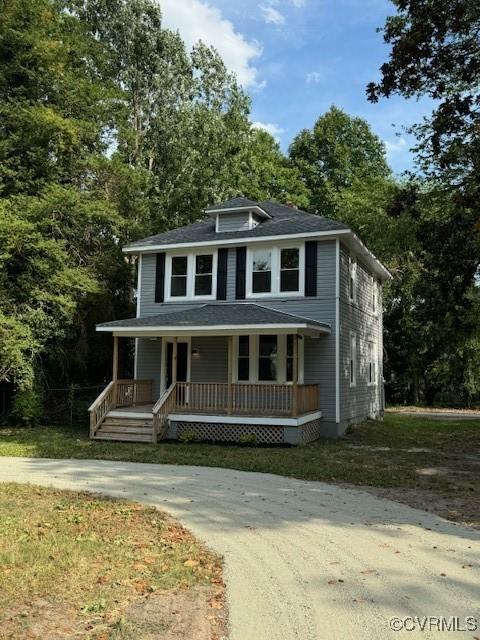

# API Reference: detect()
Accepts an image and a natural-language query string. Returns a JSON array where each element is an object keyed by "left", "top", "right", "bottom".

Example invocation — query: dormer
[{"left": 205, "top": 197, "right": 271, "bottom": 233}]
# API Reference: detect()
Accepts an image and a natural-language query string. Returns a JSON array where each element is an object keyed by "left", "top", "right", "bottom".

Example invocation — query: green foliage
[
  {"left": 289, "top": 106, "right": 390, "bottom": 217},
  {"left": 178, "top": 430, "right": 200, "bottom": 443},
  {"left": 10, "top": 388, "right": 42, "bottom": 427}
]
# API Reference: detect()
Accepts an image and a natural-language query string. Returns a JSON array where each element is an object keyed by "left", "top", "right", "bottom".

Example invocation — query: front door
[{"left": 165, "top": 341, "right": 189, "bottom": 389}]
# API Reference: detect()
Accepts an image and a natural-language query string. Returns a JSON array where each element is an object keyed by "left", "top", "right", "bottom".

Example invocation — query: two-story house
[{"left": 89, "top": 197, "right": 391, "bottom": 444}]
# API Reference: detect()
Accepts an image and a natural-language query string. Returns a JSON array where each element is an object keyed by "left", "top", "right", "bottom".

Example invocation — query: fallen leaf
[{"left": 184, "top": 559, "right": 199, "bottom": 567}]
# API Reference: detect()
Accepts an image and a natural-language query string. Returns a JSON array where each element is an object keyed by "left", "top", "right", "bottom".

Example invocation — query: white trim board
[
  {"left": 97, "top": 323, "right": 331, "bottom": 337},
  {"left": 169, "top": 411, "right": 322, "bottom": 427}
]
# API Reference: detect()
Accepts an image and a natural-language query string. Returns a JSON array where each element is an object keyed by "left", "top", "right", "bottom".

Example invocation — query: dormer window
[{"left": 205, "top": 197, "right": 272, "bottom": 233}]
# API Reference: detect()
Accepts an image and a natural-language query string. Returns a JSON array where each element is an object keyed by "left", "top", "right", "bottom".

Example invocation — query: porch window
[
  {"left": 280, "top": 248, "right": 299, "bottom": 292},
  {"left": 171, "top": 256, "right": 188, "bottom": 297},
  {"left": 350, "top": 331, "right": 357, "bottom": 386},
  {"left": 237, "top": 335, "right": 250, "bottom": 381},
  {"left": 252, "top": 249, "right": 272, "bottom": 293},
  {"left": 258, "top": 335, "right": 277, "bottom": 381},
  {"left": 194, "top": 254, "right": 213, "bottom": 296}
]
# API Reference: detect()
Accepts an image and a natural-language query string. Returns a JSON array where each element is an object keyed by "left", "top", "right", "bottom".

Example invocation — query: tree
[
  {"left": 234, "top": 128, "right": 310, "bottom": 208},
  {"left": 368, "top": 0, "right": 480, "bottom": 406},
  {"left": 367, "top": 0, "right": 480, "bottom": 196},
  {"left": 289, "top": 106, "right": 390, "bottom": 217}
]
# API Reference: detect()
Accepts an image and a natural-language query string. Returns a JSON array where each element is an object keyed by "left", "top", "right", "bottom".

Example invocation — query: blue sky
[{"left": 160, "top": 0, "right": 434, "bottom": 174}]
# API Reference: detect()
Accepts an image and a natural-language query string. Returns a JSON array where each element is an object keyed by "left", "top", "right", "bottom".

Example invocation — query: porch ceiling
[{"left": 96, "top": 303, "right": 331, "bottom": 337}]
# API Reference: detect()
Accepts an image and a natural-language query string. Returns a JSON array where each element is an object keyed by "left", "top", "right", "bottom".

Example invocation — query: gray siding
[
  {"left": 217, "top": 212, "right": 250, "bottom": 232},
  {"left": 339, "top": 242, "right": 383, "bottom": 426},
  {"left": 136, "top": 238, "right": 387, "bottom": 433},
  {"left": 191, "top": 336, "right": 228, "bottom": 382},
  {"left": 136, "top": 337, "right": 162, "bottom": 399}
]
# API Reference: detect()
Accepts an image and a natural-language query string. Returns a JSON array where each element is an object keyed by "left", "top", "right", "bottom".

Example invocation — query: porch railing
[
  {"left": 174, "top": 382, "right": 319, "bottom": 417},
  {"left": 152, "top": 383, "right": 177, "bottom": 442},
  {"left": 88, "top": 378, "right": 153, "bottom": 436}
]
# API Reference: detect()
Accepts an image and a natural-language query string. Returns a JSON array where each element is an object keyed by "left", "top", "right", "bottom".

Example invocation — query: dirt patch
[
  {"left": 355, "top": 485, "right": 480, "bottom": 531},
  {"left": 123, "top": 585, "right": 227, "bottom": 640}
]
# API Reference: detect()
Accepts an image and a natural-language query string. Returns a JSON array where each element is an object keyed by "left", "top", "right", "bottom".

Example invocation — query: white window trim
[
  {"left": 232, "top": 334, "right": 304, "bottom": 384},
  {"left": 349, "top": 331, "right": 357, "bottom": 387},
  {"left": 246, "top": 243, "right": 305, "bottom": 299},
  {"left": 367, "top": 339, "right": 377, "bottom": 387},
  {"left": 165, "top": 250, "right": 218, "bottom": 302},
  {"left": 349, "top": 255, "right": 357, "bottom": 304}
]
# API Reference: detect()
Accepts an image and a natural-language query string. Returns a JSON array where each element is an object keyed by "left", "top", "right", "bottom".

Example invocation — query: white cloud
[
  {"left": 306, "top": 71, "right": 323, "bottom": 84},
  {"left": 159, "top": 0, "right": 262, "bottom": 88},
  {"left": 252, "top": 121, "right": 285, "bottom": 142},
  {"left": 384, "top": 136, "right": 407, "bottom": 158},
  {"left": 260, "top": 5, "right": 286, "bottom": 25}
]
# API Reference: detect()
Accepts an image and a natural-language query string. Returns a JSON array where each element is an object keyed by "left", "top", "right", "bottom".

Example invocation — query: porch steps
[{"left": 93, "top": 415, "right": 154, "bottom": 443}]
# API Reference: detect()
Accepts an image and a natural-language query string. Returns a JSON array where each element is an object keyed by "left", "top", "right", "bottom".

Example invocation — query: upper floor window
[
  {"left": 166, "top": 252, "right": 216, "bottom": 301},
  {"left": 367, "top": 340, "right": 377, "bottom": 385},
  {"left": 349, "top": 256, "right": 357, "bottom": 303},
  {"left": 349, "top": 331, "right": 357, "bottom": 387},
  {"left": 195, "top": 254, "right": 213, "bottom": 296},
  {"left": 171, "top": 256, "right": 188, "bottom": 297},
  {"left": 371, "top": 276, "right": 377, "bottom": 314},
  {"left": 247, "top": 245, "right": 304, "bottom": 298}
]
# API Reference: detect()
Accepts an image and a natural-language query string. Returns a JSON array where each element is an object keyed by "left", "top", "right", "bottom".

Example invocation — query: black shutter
[
  {"left": 154, "top": 252, "right": 166, "bottom": 303},
  {"left": 235, "top": 246, "right": 246, "bottom": 299},
  {"left": 305, "top": 241, "right": 317, "bottom": 297},
  {"left": 216, "top": 248, "right": 228, "bottom": 300}
]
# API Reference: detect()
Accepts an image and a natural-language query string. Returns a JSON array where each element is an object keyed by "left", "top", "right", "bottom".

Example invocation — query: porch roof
[{"left": 96, "top": 303, "right": 331, "bottom": 337}]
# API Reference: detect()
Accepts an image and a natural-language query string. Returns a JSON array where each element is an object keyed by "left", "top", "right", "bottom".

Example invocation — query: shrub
[
  {"left": 178, "top": 429, "right": 200, "bottom": 443},
  {"left": 10, "top": 388, "right": 43, "bottom": 427}
]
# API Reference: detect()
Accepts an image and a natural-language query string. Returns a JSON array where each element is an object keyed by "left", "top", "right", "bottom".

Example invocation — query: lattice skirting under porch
[{"left": 170, "top": 418, "right": 322, "bottom": 445}]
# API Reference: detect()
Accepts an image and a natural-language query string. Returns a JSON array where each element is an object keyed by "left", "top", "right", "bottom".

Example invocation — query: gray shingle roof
[
  {"left": 204, "top": 197, "right": 258, "bottom": 212},
  {"left": 97, "top": 303, "right": 331, "bottom": 332},
  {"left": 124, "top": 200, "right": 349, "bottom": 251}
]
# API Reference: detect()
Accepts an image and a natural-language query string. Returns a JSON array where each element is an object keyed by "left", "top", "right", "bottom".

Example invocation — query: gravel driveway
[{"left": 0, "top": 457, "right": 478, "bottom": 639}]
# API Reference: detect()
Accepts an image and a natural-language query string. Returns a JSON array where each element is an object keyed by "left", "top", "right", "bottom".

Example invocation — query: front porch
[
  {"left": 90, "top": 303, "right": 329, "bottom": 444},
  {"left": 89, "top": 377, "right": 321, "bottom": 443}
]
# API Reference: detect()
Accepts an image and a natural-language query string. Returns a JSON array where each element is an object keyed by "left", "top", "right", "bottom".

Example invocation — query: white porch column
[
  {"left": 112, "top": 335, "right": 119, "bottom": 382},
  {"left": 227, "top": 335, "right": 233, "bottom": 414},
  {"left": 292, "top": 334, "right": 298, "bottom": 416},
  {"left": 172, "top": 337, "right": 178, "bottom": 384}
]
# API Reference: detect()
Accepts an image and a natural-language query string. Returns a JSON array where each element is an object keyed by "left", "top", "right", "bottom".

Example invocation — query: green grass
[
  {"left": 0, "top": 414, "right": 478, "bottom": 489},
  {"left": 0, "top": 483, "right": 222, "bottom": 639}
]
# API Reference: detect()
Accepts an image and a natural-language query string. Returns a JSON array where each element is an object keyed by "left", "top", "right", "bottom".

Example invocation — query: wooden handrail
[
  {"left": 152, "top": 382, "right": 177, "bottom": 442},
  {"left": 89, "top": 381, "right": 116, "bottom": 437}
]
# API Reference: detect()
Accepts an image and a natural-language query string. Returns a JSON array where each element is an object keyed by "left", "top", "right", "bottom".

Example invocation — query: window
[
  {"left": 280, "top": 248, "right": 300, "bottom": 292},
  {"left": 171, "top": 256, "right": 188, "bottom": 297},
  {"left": 195, "top": 254, "right": 213, "bottom": 296},
  {"left": 252, "top": 249, "right": 272, "bottom": 293},
  {"left": 368, "top": 341, "right": 376, "bottom": 385},
  {"left": 258, "top": 335, "right": 277, "bottom": 381},
  {"left": 349, "top": 256, "right": 357, "bottom": 303},
  {"left": 371, "top": 277, "right": 376, "bottom": 313},
  {"left": 349, "top": 332, "right": 357, "bottom": 387},
  {"left": 247, "top": 245, "right": 304, "bottom": 297},
  {"left": 234, "top": 335, "right": 303, "bottom": 383},
  {"left": 166, "top": 252, "right": 216, "bottom": 300},
  {"left": 237, "top": 335, "right": 250, "bottom": 381}
]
